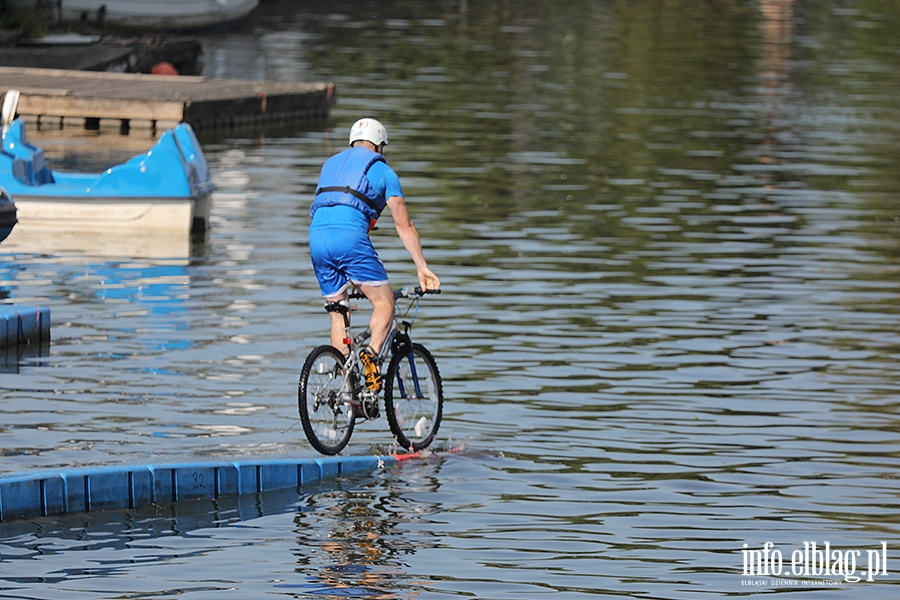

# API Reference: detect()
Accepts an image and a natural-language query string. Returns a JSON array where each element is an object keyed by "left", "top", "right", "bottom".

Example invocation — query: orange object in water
[
  {"left": 151, "top": 62, "right": 179, "bottom": 76},
  {"left": 392, "top": 451, "right": 422, "bottom": 462}
]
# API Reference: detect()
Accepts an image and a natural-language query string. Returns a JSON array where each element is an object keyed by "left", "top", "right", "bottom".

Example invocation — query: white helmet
[{"left": 348, "top": 118, "right": 389, "bottom": 147}]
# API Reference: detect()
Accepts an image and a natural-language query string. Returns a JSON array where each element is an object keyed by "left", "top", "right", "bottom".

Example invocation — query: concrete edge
[{"left": 0, "top": 454, "right": 398, "bottom": 522}]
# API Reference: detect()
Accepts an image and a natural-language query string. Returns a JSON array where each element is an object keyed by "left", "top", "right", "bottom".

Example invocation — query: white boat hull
[
  {"left": 60, "top": 0, "right": 259, "bottom": 31},
  {"left": 12, "top": 192, "right": 210, "bottom": 234}
]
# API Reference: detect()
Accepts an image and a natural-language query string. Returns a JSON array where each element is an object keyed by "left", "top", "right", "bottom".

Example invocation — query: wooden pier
[{"left": 0, "top": 66, "right": 336, "bottom": 133}]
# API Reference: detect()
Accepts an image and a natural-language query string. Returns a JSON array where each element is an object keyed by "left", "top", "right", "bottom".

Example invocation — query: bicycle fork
[{"left": 391, "top": 322, "right": 424, "bottom": 399}]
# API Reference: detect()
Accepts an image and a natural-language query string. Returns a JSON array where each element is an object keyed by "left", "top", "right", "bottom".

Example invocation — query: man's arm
[{"left": 386, "top": 195, "right": 440, "bottom": 291}]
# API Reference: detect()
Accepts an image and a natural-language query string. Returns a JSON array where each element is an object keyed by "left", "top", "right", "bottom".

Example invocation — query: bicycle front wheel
[
  {"left": 298, "top": 345, "right": 355, "bottom": 455},
  {"left": 384, "top": 343, "right": 443, "bottom": 451}
]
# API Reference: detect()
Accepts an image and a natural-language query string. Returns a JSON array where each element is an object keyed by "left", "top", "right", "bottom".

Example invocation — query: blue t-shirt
[{"left": 310, "top": 161, "right": 403, "bottom": 231}]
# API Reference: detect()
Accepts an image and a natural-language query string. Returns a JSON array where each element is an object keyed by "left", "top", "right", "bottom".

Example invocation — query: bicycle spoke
[{"left": 299, "top": 346, "right": 355, "bottom": 454}]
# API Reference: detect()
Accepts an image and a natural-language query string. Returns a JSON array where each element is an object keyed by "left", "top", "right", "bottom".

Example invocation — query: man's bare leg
[
  {"left": 359, "top": 283, "right": 395, "bottom": 354},
  {"left": 325, "top": 290, "right": 350, "bottom": 352}
]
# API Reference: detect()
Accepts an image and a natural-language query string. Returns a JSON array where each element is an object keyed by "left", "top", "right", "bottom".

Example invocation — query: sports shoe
[{"left": 359, "top": 347, "right": 382, "bottom": 392}]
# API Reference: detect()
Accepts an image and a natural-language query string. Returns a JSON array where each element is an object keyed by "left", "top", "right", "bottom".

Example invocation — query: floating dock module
[
  {"left": 0, "top": 66, "right": 336, "bottom": 133},
  {"left": 0, "top": 305, "right": 51, "bottom": 350},
  {"left": 0, "top": 455, "right": 402, "bottom": 522},
  {"left": 0, "top": 456, "right": 397, "bottom": 521}
]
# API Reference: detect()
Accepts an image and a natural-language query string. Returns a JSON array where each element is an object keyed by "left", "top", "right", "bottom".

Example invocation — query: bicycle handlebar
[
  {"left": 412, "top": 286, "right": 442, "bottom": 296},
  {"left": 348, "top": 287, "right": 442, "bottom": 300}
]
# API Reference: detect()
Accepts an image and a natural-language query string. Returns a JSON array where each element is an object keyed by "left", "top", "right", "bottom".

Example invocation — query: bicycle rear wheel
[
  {"left": 384, "top": 343, "right": 443, "bottom": 451},
  {"left": 298, "top": 345, "right": 355, "bottom": 455}
]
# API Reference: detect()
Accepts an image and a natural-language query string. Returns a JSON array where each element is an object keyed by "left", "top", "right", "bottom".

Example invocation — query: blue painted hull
[{"left": 0, "top": 119, "right": 214, "bottom": 233}]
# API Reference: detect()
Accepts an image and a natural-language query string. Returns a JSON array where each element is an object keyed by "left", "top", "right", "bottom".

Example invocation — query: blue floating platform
[
  {"left": 0, "top": 455, "right": 400, "bottom": 522},
  {"left": 0, "top": 305, "right": 50, "bottom": 350}
]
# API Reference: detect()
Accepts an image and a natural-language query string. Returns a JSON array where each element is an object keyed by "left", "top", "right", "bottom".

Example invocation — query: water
[{"left": 3, "top": 0, "right": 900, "bottom": 596}]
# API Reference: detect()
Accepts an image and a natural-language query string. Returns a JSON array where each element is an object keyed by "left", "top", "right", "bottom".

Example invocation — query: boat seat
[
  {"left": 88, "top": 130, "right": 193, "bottom": 197},
  {"left": 0, "top": 149, "right": 27, "bottom": 185},
  {"left": 1, "top": 120, "right": 55, "bottom": 186}
]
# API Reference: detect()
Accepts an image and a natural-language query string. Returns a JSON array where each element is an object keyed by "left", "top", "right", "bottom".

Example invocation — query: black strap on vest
[{"left": 316, "top": 185, "right": 382, "bottom": 215}]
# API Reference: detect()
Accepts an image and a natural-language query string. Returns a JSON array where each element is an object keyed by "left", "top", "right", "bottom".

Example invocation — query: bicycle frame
[
  {"left": 323, "top": 288, "right": 425, "bottom": 414},
  {"left": 300, "top": 286, "right": 442, "bottom": 454}
]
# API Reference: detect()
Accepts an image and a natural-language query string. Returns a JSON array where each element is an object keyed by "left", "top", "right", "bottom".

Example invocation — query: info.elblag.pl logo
[{"left": 742, "top": 541, "right": 889, "bottom": 584}]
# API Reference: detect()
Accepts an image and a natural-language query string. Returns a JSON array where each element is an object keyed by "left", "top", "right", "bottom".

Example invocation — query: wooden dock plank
[
  {"left": 0, "top": 66, "right": 335, "bottom": 132},
  {"left": 19, "top": 95, "right": 185, "bottom": 122}
]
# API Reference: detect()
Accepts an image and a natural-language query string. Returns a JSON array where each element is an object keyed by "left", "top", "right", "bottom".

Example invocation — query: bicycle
[{"left": 298, "top": 286, "right": 443, "bottom": 455}]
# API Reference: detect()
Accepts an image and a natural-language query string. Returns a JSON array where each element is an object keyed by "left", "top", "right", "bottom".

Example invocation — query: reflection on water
[
  {"left": 1, "top": 227, "right": 193, "bottom": 259},
  {"left": 0, "top": 464, "right": 444, "bottom": 598},
  {"left": 3, "top": 0, "right": 900, "bottom": 597}
]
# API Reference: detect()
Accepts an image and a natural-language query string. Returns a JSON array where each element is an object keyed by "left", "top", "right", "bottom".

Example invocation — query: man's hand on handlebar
[{"left": 416, "top": 267, "right": 440, "bottom": 295}]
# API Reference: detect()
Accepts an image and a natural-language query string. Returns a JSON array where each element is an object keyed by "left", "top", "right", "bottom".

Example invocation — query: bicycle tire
[
  {"left": 384, "top": 343, "right": 443, "bottom": 451},
  {"left": 298, "top": 345, "right": 356, "bottom": 455}
]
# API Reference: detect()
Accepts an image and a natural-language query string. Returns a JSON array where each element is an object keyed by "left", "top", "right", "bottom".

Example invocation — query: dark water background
[{"left": 2, "top": 0, "right": 900, "bottom": 597}]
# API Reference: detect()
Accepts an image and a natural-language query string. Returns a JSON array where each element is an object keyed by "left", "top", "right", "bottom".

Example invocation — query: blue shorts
[{"left": 309, "top": 209, "right": 389, "bottom": 297}]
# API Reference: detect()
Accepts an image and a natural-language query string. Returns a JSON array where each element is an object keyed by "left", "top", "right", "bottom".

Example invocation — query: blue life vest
[{"left": 311, "top": 147, "right": 387, "bottom": 229}]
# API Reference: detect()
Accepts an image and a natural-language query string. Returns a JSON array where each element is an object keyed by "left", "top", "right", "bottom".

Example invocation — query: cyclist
[{"left": 308, "top": 118, "right": 440, "bottom": 392}]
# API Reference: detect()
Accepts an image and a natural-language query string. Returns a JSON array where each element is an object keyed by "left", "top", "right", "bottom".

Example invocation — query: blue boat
[
  {"left": 0, "top": 187, "right": 15, "bottom": 243},
  {"left": 0, "top": 118, "right": 213, "bottom": 233}
]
